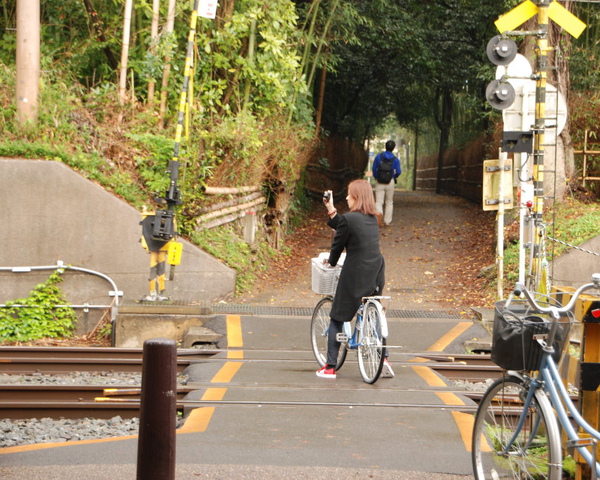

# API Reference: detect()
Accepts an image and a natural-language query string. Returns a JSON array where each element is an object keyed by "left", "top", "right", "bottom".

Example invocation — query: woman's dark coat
[{"left": 327, "top": 211, "right": 385, "bottom": 322}]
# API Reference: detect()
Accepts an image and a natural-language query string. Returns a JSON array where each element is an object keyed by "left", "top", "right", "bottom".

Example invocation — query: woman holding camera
[{"left": 318, "top": 179, "right": 392, "bottom": 379}]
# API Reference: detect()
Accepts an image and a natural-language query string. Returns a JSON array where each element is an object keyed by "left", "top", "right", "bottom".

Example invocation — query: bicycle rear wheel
[
  {"left": 357, "top": 301, "right": 385, "bottom": 384},
  {"left": 310, "top": 297, "right": 347, "bottom": 370},
  {"left": 471, "top": 374, "right": 562, "bottom": 480}
]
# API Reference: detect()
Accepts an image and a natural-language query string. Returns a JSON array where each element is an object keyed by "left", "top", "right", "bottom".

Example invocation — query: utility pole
[{"left": 16, "top": 0, "right": 40, "bottom": 125}]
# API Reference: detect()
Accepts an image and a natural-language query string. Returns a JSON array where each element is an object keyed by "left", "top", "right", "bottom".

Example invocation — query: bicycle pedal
[{"left": 336, "top": 333, "right": 349, "bottom": 342}]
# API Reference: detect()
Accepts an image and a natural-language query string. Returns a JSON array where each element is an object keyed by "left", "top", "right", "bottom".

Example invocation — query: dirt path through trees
[{"left": 235, "top": 191, "right": 496, "bottom": 313}]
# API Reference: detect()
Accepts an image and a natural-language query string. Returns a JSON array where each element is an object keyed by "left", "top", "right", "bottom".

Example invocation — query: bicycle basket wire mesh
[
  {"left": 311, "top": 258, "right": 341, "bottom": 295},
  {"left": 491, "top": 297, "right": 574, "bottom": 371}
]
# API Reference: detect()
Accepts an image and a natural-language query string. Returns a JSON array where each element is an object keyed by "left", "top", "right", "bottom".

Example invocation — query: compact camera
[{"left": 323, "top": 191, "right": 331, "bottom": 202}]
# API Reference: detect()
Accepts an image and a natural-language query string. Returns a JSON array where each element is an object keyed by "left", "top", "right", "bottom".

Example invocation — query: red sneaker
[{"left": 316, "top": 365, "right": 336, "bottom": 379}]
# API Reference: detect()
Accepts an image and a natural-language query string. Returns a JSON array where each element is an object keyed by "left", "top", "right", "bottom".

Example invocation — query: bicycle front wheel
[
  {"left": 310, "top": 297, "right": 347, "bottom": 370},
  {"left": 357, "top": 301, "right": 385, "bottom": 384},
  {"left": 471, "top": 374, "right": 562, "bottom": 480}
]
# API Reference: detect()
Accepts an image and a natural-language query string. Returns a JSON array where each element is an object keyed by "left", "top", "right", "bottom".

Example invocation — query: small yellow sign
[
  {"left": 167, "top": 241, "right": 183, "bottom": 266},
  {"left": 482, "top": 160, "right": 513, "bottom": 212}
]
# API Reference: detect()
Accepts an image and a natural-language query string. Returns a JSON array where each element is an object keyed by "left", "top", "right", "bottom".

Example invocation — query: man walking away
[{"left": 372, "top": 140, "right": 401, "bottom": 226}]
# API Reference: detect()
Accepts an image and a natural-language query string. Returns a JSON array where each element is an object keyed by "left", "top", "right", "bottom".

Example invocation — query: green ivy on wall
[{"left": 0, "top": 270, "right": 77, "bottom": 343}]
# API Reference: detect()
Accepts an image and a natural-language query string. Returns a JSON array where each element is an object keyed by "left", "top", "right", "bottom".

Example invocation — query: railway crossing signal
[
  {"left": 485, "top": 0, "right": 586, "bottom": 295},
  {"left": 140, "top": 0, "right": 209, "bottom": 301}
]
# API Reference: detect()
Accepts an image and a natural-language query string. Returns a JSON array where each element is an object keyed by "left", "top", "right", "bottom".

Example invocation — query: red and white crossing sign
[{"left": 199, "top": 0, "right": 218, "bottom": 19}]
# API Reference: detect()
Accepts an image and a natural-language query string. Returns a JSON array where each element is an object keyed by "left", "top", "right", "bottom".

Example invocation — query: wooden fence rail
[{"left": 574, "top": 129, "right": 600, "bottom": 187}]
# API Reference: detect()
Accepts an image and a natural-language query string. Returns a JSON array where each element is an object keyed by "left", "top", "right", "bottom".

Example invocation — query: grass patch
[
  {"left": 191, "top": 226, "right": 279, "bottom": 295},
  {"left": 501, "top": 196, "right": 600, "bottom": 288}
]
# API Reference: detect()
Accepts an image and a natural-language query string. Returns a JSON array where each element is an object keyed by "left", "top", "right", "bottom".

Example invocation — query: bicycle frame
[
  {"left": 340, "top": 297, "right": 389, "bottom": 348},
  {"left": 340, "top": 309, "right": 360, "bottom": 348},
  {"left": 338, "top": 297, "right": 390, "bottom": 350}
]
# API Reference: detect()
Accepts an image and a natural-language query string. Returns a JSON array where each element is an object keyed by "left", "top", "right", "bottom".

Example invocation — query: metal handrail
[{"left": 0, "top": 261, "right": 123, "bottom": 345}]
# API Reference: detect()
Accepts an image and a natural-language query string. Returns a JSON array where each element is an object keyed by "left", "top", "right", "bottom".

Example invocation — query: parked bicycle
[
  {"left": 471, "top": 273, "right": 600, "bottom": 480},
  {"left": 310, "top": 294, "right": 389, "bottom": 384}
]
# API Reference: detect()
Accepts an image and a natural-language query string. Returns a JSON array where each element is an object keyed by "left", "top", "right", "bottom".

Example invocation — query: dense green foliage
[
  {"left": 0, "top": 271, "right": 77, "bottom": 343},
  {"left": 319, "top": 0, "right": 505, "bottom": 144},
  {"left": 0, "top": 0, "right": 599, "bottom": 301},
  {"left": 2, "top": 0, "right": 599, "bottom": 187}
]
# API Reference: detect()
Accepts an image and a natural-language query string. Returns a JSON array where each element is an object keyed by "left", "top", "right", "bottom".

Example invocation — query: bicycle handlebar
[{"left": 513, "top": 273, "right": 600, "bottom": 317}]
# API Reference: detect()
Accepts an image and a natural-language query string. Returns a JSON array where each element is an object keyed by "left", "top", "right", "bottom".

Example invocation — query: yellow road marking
[
  {"left": 417, "top": 321, "right": 476, "bottom": 453},
  {"left": 412, "top": 365, "right": 447, "bottom": 387},
  {"left": 0, "top": 433, "right": 139, "bottom": 454},
  {"left": 227, "top": 315, "right": 243, "bottom": 348},
  {"left": 202, "top": 387, "right": 227, "bottom": 401},
  {"left": 436, "top": 391, "right": 466, "bottom": 406},
  {"left": 426, "top": 322, "right": 472, "bottom": 351},
  {"left": 185, "top": 316, "right": 245, "bottom": 432},
  {"left": 211, "top": 361, "right": 243, "bottom": 383},
  {"left": 177, "top": 407, "right": 215, "bottom": 434},
  {"left": 451, "top": 411, "right": 478, "bottom": 452}
]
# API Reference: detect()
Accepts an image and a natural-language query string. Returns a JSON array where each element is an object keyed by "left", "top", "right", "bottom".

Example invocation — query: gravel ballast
[{"left": 1, "top": 372, "right": 187, "bottom": 448}]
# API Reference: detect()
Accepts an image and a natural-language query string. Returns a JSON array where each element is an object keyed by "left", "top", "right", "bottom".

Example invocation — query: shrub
[{"left": 0, "top": 270, "right": 77, "bottom": 343}]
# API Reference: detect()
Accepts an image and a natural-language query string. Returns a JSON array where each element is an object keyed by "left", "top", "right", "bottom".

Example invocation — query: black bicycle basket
[{"left": 491, "top": 299, "right": 572, "bottom": 371}]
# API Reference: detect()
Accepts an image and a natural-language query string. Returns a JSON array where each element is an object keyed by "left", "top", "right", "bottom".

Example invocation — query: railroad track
[
  {"left": 0, "top": 348, "right": 543, "bottom": 420},
  {"left": 0, "top": 346, "right": 213, "bottom": 375},
  {"left": 0, "top": 346, "right": 215, "bottom": 419},
  {"left": 422, "top": 353, "right": 504, "bottom": 382},
  {"left": 0, "top": 384, "right": 198, "bottom": 420}
]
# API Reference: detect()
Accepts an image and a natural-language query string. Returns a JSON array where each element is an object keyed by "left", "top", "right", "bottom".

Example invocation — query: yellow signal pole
[
  {"left": 531, "top": 0, "right": 550, "bottom": 296},
  {"left": 140, "top": 0, "right": 200, "bottom": 301}
]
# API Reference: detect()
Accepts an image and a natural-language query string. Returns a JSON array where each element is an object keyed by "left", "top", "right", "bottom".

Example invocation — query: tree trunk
[
  {"left": 119, "top": 0, "right": 134, "bottom": 106},
  {"left": 434, "top": 87, "right": 453, "bottom": 195},
  {"left": 147, "top": 0, "right": 161, "bottom": 105},
  {"left": 242, "top": 19, "right": 257, "bottom": 115},
  {"left": 412, "top": 120, "right": 419, "bottom": 191},
  {"left": 553, "top": 1, "right": 576, "bottom": 200},
  {"left": 82, "top": 0, "right": 119, "bottom": 70},
  {"left": 16, "top": 0, "right": 40, "bottom": 125},
  {"left": 158, "top": 0, "right": 176, "bottom": 129},
  {"left": 314, "top": 66, "right": 326, "bottom": 137}
]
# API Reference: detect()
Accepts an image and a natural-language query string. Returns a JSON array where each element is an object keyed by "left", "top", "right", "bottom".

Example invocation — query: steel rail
[
  {"left": 0, "top": 385, "right": 196, "bottom": 420},
  {"left": 0, "top": 347, "right": 213, "bottom": 375},
  {"left": 176, "top": 399, "right": 479, "bottom": 412}
]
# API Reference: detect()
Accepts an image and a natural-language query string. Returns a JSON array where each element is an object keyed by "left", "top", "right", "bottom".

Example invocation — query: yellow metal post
[
  {"left": 577, "top": 301, "right": 600, "bottom": 480},
  {"left": 139, "top": 1, "right": 202, "bottom": 300},
  {"left": 552, "top": 286, "right": 600, "bottom": 480},
  {"left": 529, "top": 1, "right": 550, "bottom": 296}
]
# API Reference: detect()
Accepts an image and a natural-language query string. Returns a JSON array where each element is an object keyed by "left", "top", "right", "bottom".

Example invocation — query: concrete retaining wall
[{"left": 0, "top": 158, "right": 235, "bottom": 332}]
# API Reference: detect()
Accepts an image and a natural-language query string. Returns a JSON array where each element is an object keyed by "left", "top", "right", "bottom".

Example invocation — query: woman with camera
[{"left": 318, "top": 179, "right": 393, "bottom": 379}]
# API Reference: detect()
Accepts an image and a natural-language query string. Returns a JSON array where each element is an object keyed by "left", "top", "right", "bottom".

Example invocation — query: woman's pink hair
[{"left": 348, "top": 179, "right": 377, "bottom": 216}]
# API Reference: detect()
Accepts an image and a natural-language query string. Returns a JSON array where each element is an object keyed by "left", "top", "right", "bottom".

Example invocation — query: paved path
[
  {"left": 0, "top": 191, "right": 491, "bottom": 479},
  {"left": 237, "top": 190, "right": 494, "bottom": 312}
]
